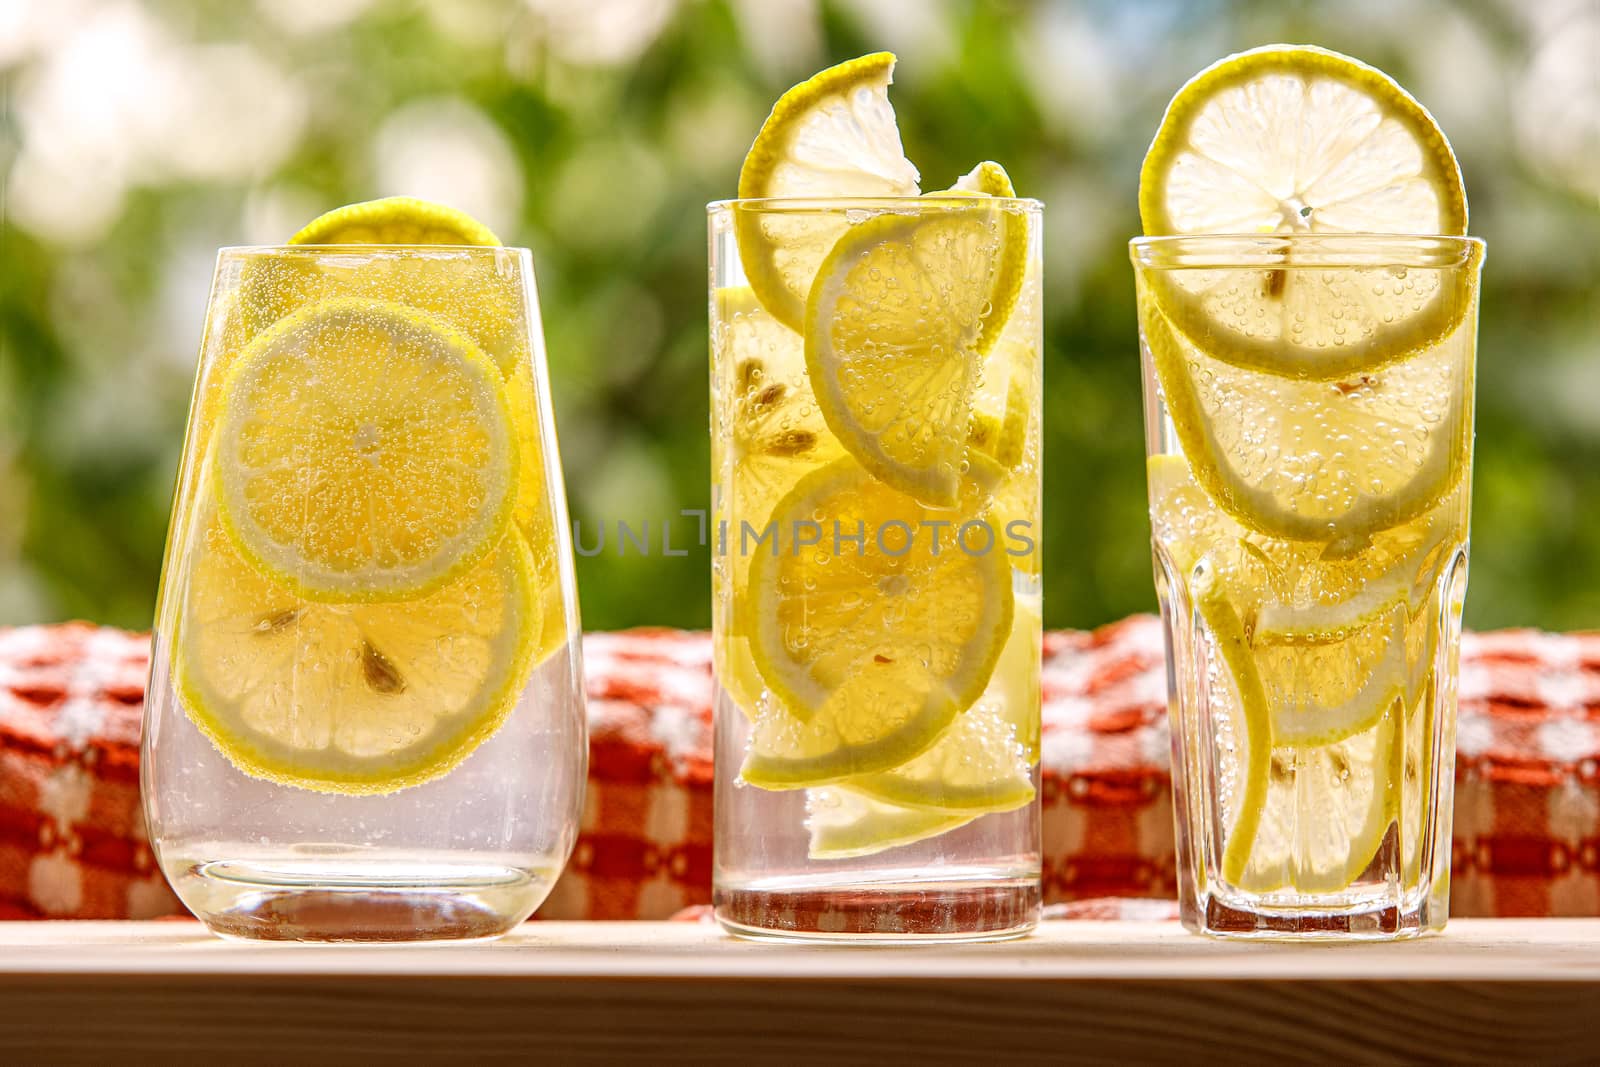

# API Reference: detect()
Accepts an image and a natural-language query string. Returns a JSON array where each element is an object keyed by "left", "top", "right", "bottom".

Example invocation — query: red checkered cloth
[
  {"left": 0, "top": 624, "right": 174, "bottom": 919},
  {"left": 4, "top": 619, "right": 1600, "bottom": 920}
]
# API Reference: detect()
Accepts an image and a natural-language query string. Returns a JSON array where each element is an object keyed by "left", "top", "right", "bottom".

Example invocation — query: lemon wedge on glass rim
[
  {"left": 736, "top": 51, "right": 1030, "bottom": 507},
  {"left": 290, "top": 196, "right": 503, "bottom": 246},
  {"left": 735, "top": 52, "right": 921, "bottom": 331},
  {"left": 1139, "top": 44, "right": 1474, "bottom": 378},
  {"left": 232, "top": 197, "right": 528, "bottom": 384}
]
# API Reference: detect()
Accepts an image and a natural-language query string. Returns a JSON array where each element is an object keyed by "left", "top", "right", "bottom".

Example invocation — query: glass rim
[
  {"left": 1129, "top": 232, "right": 1484, "bottom": 269},
  {"left": 707, "top": 196, "right": 1043, "bottom": 214},
  {"left": 215, "top": 244, "right": 532, "bottom": 256}
]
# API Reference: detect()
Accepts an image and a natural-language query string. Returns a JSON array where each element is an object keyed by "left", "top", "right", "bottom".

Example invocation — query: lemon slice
[
  {"left": 505, "top": 357, "right": 572, "bottom": 666},
  {"left": 740, "top": 458, "right": 1013, "bottom": 788},
  {"left": 290, "top": 197, "right": 502, "bottom": 246},
  {"left": 1140, "top": 44, "right": 1471, "bottom": 377},
  {"left": 1141, "top": 300, "right": 1469, "bottom": 544},
  {"left": 851, "top": 684, "right": 1036, "bottom": 809},
  {"left": 1255, "top": 510, "right": 1457, "bottom": 641},
  {"left": 1148, "top": 452, "right": 1270, "bottom": 576},
  {"left": 1195, "top": 579, "right": 1273, "bottom": 887},
  {"left": 967, "top": 372, "right": 1031, "bottom": 473},
  {"left": 938, "top": 161, "right": 1030, "bottom": 356},
  {"left": 805, "top": 787, "right": 973, "bottom": 860},
  {"left": 1400, "top": 672, "right": 1437, "bottom": 885},
  {"left": 1203, "top": 570, "right": 1405, "bottom": 892},
  {"left": 216, "top": 297, "right": 517, "bottom": 603},
  {"left": 234, "top": 198, "right": 527, "bottom": 379},
  {"left": 714, "top": 286, "right": 844, "bottom": 542},
  {"left": 1153, "top": 452, "right": 1446, "bottom": 746},
  {"left": 806, "top": 205, "right": 1011, "bottom": 506},
  {"left": 848, "top": 599, "right": 1039, "bottom": 813},
  {"left": 714, "top": 632, "right": 770, "bottom": 722},
  {"left": 176, "top": 506, "right": 539, "bottom": 795},
  {"left": 1149, "top": 453, "right": 1461, "bottom": 636},
  {"left": 1254, "top": 606, "right": 1409, "bottom": 746},
  {"left": 1234, "top": 707, "right": 1401, "bottom": 894},
  {"left": 736, "top": 52, "right": 921, "bottom": 330},
  {"left": 711, "top": 286, "right": 844, "bottom": 717},
  {"left": 970, "top": 322, "right": 1041, "bottom": 578}
]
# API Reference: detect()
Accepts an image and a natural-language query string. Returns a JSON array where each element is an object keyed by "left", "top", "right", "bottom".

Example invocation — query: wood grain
[{"left": 3, "top": 920, "right": 1598, "bottom": 1064}]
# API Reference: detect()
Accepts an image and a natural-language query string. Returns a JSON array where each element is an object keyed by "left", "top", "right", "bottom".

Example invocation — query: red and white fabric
[{"left": 3, "top": 619, "right": 1599, "bottom": 921}]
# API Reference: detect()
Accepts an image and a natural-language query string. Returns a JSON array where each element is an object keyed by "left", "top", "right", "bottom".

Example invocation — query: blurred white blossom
[
  {"left": 730, "top": 0, "right": 820, "bottom": 77},
  {"left": 835, "top": 0, "right": 956, "bottom": 70},
  {"left": 373, "top": 97, "right": 525, "bottom": 239},
  {"left": 1019, "top": 6, "right": 1123, "bottom": 144},
  {"left": 522, "top": 0, "right": 679, "bottom": 66},
  {"left": 9, "top": 3, "right": 305, "bottom": 245},
  {"left": 1515, "top": 4, "right": 1600, "bottom": 202},
  {"left": 256, "top": 0, "right": 377, "bottom": 35}
]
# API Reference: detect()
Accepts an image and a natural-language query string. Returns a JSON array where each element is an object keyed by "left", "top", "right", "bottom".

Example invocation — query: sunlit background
[{"left": 1, "top": 0, "right": 1597, "bottom": 633}]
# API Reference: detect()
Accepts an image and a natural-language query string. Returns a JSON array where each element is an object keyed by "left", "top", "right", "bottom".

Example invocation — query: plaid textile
[
  {"left": 0, "top": 624, "right": 175, "bottom": 919},
  {"left": 4, "top": 619, "right": 1599, "bottom": 920}
]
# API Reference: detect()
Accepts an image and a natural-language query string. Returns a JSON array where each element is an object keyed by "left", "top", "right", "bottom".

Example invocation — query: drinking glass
[
  {"left": 1133, "top": 233, "right": 1484, "bottom": 939},
  {"left": 709, "top": 198, "right": 1043, "bottom": 941},
  {"left": 143, "top": 246, "right": 585, "bottom": 941}
]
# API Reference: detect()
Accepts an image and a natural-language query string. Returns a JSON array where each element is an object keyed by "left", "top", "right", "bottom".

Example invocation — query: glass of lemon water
[
  {"left": 143, "top": 200, "right": 585, "bottom": 942},
  {"left": 709, "top": 54, "right": 1043, "bottom": 942},
  {"left": 1134, "top": 46, "right": 1485, "bottom": 939}
]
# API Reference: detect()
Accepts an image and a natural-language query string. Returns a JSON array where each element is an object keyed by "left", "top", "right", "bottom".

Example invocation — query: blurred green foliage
[{"left": 1, "top": 0, "right": 1597, "bottom": 633}]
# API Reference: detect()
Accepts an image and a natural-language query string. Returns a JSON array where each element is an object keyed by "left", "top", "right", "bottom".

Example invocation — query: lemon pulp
[{"left": 215, "top": 297, "right": 517, "bottom": 603}]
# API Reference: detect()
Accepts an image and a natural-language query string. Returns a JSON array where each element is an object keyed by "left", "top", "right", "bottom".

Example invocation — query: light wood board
[{"left": 2, "top": 919, "right": 1597, "bottom": 1063}]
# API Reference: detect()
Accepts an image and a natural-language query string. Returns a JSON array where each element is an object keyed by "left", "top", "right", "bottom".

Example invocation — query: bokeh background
[{"left": 1, "top": 0, "right": 1597, "bottom": 634}]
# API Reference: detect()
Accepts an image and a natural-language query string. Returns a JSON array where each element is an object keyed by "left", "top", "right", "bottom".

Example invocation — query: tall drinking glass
[
  {"left": 143, "top": 246, "right": 585, "bottom": 941},
  {"left": 1133, "top": 234, "right": 1483, "bottom": 939},
  {"left": 709, "top": 198, "right": 1043, "bottom": 941}
]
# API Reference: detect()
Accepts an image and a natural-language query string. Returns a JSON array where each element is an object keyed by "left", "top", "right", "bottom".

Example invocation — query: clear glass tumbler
[
  {"left": 709, "top": 198, "right": 1043, "bottom": 941},
  {"left": 1133, "top": 233, "right": 1484, "bottom": 939},
  {"left": 143, "top": 246, "right": 585, "bottom": 941}
]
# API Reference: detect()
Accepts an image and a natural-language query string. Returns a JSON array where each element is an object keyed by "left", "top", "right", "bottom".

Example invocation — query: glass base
[
  {"left": 1184, "top": 893, "right": 1446, "bottom": 942},
  {"left": 714, "top": 872, "right": 1040, "bottom": 943},
  {"left": 169, "top": 858, "right": 551, "bottom": 942}
]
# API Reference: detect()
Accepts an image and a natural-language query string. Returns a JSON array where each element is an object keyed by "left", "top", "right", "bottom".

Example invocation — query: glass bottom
[
  {"left": 1184, "top": 892, "right": 1446, "bottom": 942},
  {"left": 714, "top": 868, "right": 1040, "bottom": 943},
  {"left": 168, "top": 856, "right": 553, "bottom": 942}
]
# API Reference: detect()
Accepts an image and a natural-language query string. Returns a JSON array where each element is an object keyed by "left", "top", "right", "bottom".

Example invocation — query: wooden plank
[{"left": 1, "top": 920, "right": 1598, "bottom": 1064}]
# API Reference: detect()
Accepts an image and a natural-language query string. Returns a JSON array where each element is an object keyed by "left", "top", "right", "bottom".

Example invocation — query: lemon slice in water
[
  {"left": 805, "top": 205, "right": 1013, "bottom": 506},
  {"left": 805, "top": 787, "right": 973, "bottom": 860},
  {"left": 176, "top": 506, "right": 539, "bottom": 795},
  {"left": 215, "top": 297, "right": 517, "bottom": 603},
  {"left": 740, "top": 459, "right": 1013, "bottom": 788},
  {"left": 1200, "top": 571, "right": 1404, "bottom": 892},
  {"left": 1140, "top": 302, "right": 1469, "bottom": 545}
]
